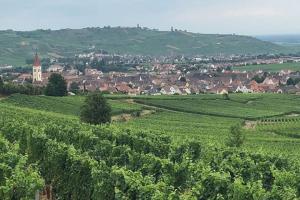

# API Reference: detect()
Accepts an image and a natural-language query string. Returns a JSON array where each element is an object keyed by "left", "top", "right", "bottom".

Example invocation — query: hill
[
  {"left": 256, "top": 34, "right": 300, "bottom": 45},
  {"left": 0, "top": 27, "right": 291, "bottom": 66},
  {"left": 256, "top": 34, "right": 300, "bottom": 52}
]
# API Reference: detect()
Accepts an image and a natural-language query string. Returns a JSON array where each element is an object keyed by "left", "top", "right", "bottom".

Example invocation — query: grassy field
[{"left": 233, "top": 62, "right": 300, "bottom": 72}]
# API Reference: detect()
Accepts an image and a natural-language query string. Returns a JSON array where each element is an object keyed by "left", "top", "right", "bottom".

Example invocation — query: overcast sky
[{"left": 0, "top": 0, "right": 299, "bottom": 35}]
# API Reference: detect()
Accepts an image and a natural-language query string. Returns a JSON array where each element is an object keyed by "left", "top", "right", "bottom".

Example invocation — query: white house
[{"left": 235, "top": 85, "right": 253, "bottom": 93}]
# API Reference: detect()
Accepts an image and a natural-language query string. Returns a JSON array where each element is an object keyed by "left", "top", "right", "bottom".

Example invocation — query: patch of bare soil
[
  {"left": 112, "top": 114, "right": 133, "bottom": 122},
  {"left": 244, "top": 120, "right": 257, "bottom": 129},
  {"left": 140, "top": 109, "right": 155, "bottom": 116},
  {"left": 112, "top": 109, "right": 156, "bottom": 122},
  {"left": 286, "top": 113, "right": 300, "bottom": 117},
  {"left": 246, "top": 101, "right": 253, "bottom": 104},
  {"left": 0, "top": 95, "right": 7, "bottom": 100},
  {"left": 125, "top": 99, "right": 135, "bottom": 104}
]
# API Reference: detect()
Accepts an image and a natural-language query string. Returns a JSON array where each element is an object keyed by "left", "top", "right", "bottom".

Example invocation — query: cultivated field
[
  {"left": 233, "top": 62, "right": 300, "bottom": 72},
  {"left": 3, "top": 94, "right": 144, "bottom": 116},
  {"left": 3, "top": 93, "right": 300, "bottom": 158},
  {"left": 1, "top": 93, "right": 300, "bottom": 198}
]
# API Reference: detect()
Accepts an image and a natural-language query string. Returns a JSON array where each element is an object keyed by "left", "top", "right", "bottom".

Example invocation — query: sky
[{"left": 0, "top": 0, "right": 299, "bottom": 35}]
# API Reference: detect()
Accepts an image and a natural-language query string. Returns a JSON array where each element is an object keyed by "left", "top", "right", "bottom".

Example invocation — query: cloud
[
  {"left": 0, "top": 0, "right": 299, "bottom": 34},
  {"left": 224, "top": 8, "right": 284, "bottom": 18}
]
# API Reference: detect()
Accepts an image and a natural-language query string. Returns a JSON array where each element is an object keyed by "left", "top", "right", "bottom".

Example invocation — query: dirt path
[
  {"left": 112, "top": 109, "right": 156, "bottom": 122},
  {"left": 244, "top": 120, "right": 257, "bottom": 129},
  {"left": 0, "top": 95, "right": 7, "bottom": 101}
]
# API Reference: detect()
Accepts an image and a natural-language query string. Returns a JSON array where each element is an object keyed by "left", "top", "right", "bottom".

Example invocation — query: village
[{"left": 4, "top": 51, "right": 300, "bottom": 96}]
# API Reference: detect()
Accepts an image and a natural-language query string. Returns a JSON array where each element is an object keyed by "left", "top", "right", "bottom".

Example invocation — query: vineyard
[
  {"left": 1, "top": 93, "right": 300, "bottom": 199},
  {"left": 3, "top": 94, "right": 144, "bottom": 116},
  {"left": 132, "top": 93, "right": 300, "bottom": 119},
  {"left": 256, "top": 116, "right": 300, "bottom": 138}
]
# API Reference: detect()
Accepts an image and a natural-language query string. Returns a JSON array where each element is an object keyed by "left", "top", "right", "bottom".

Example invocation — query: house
[
  {"left": 248, "top": 80, "right": 267, "bottom": 93},
  {"left": 14, "top": 73, "right": 32, "bottom": 84},
  {"left": 235, "top": 85, "right": 253, "bottom": 93},
  {"left": 263, "top": 77, "right": 279, "bottom": 86},
  {"left": 116, "top": 84, "right": 132, "bottom": 94},
  {"left": 207, "top": 86, "right": 228, "bottom": 94},
  {"left": 143, "top": 85, "right": 161, "bottom": 95},
  {"left": 179, "top": 87, "right": 191, "bottom": 95},
  {"left": 85, "top": 69, "right": 103, "bottom": 76},
  {"left": 161, "top": 85, "right": 181, "bottom": 95},
  {"left": 47, "top": 65, "right": 64, "bottom": 73}
]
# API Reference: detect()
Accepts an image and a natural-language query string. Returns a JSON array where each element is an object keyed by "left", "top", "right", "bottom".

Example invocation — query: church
[{"left": 32, "top": 52, "right": 42, "bottom": 83}]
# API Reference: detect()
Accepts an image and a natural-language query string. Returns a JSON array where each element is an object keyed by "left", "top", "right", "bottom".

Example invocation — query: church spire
[
  {"left": 32, "top": 50, "right": 42, "bottom": 82},
  {"left": 33, "top": 50, "right": 41, "bottom": 67}
]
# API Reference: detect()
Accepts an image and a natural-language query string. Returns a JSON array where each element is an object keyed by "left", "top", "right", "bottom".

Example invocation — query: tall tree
[
  {"left": 80, "top": 92, "right": 111, "bottom": 124},
  {"left": 226, "top": 124, "right": 245, "bottom": 148},
  {"left": 69, "top": 82, "right": 80, "bottom": 94},
  {"left": 45, "top": 73, "right": 67, "bottom": 96},
  {"left": 0, "top": 76, "right": 3, "bottom": 88},
  {"left": 0, "top": 76, "right": 3, "bottom": 94}
]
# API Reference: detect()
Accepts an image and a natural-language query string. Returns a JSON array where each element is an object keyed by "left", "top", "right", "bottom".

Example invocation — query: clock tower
[{"left": 32, "top": 52, "right": 42, "bottom": 82}]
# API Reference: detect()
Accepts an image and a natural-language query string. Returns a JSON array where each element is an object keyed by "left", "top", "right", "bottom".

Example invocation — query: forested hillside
[{"left": 0, "top": 27, "right": 289, "bottom": 65}]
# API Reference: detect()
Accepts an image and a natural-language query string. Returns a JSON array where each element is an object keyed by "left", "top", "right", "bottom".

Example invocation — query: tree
[
  {"left": 226, "top": 124, "right": 245, "bottom": 148},
  {"left": 287, "top": 77, "right": 300, "bottom": 86},
  {"left": 45, "top": 73, "right": 67, "bottom": 96},
  {"left": 252, "top": 75, "right": 265, "bottom": 84},
  {"left": 70, "top": 82, "right": 80, "bottom": 94},
  {"left": 80, "top": 92, "right": 111, "bottom": 124},
  {"left": 223, "top": 93, "right": 230, "bottom": 100},
  {"left": 287, "top": 78, "right": 295, "bottom": 86},
  {"left": 0, "top": 76, "right": 3, "bottom": 92}
]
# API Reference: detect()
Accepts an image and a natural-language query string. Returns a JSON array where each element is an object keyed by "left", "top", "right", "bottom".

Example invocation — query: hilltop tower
[{"left": 33, "top": 52, "right": 42, "bottom": 82}]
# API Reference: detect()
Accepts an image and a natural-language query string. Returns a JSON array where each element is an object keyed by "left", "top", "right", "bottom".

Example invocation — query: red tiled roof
[{"left": 33, "top": 53, "right": 41, "bottom": 67}]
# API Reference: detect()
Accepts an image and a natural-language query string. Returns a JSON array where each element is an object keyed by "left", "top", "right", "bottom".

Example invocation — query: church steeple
[
  {"left": 32, "top": 51, "right": 42, "bottom": 83},
  {"left": 33, "top": 51, "right": 41, "bottom": 67}
]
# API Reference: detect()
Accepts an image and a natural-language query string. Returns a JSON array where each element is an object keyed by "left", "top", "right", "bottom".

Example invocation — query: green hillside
[
  {"left": 3, "top": 94, "right": 144, "bottom": 116},
  {"left": 3, "top": 94, "right": 300, "bottom": 198},
  {"left": 0, "top": 27, "right": 291, "bottom": 66}
]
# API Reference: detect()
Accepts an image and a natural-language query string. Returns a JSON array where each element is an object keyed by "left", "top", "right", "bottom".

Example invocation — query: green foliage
[
  {"left": 70, "top": 82, "right": 80, "bottom": 94},
  {"left": 0, "top": 135, "right": 44, "bottom": 199},
  {"left": 80, "top": 93, "right": 112, "bottom": 124},
  {"left": 287, "top": 77, "right": 300, "bottom": 86},
  {"left": 3, "top": 94, "right": 144, "bottom": 116},
  {"left": 0, "top": 82, "right": 43, "bottom": 96},
  {"left": 252, "top": 75, "right": 266, "bottom": 83},
  {"left": 2, "top": 93, "right": 300, "bottom": 198},
  {"left": 133, "top": 94, "right": 300, "bottom": 119},
  {"left": 223, "top": 93, "right": 230, "bottom": 100},
  {"left": 45, "top": 73, "right": 67, "bottom": 96},
  {"left": 226, "top": 124, "right": 245, "bottom": 148},
  {"left": 0, "top": 77, "right": 3, "bottom": 88}
]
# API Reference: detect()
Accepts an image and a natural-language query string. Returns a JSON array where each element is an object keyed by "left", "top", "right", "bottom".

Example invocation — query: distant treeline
[{"left": 0, "top": 78, "right": 43, "bottom": 95}]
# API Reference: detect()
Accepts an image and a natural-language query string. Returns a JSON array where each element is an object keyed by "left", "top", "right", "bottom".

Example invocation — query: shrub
[{"left": 80, "top": 92, "right": 112, "bottom": 124}]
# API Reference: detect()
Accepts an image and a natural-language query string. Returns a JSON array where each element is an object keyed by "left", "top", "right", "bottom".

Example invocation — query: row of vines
[{"left": 1, "top": 104, "right": 300, "bottom": 199}]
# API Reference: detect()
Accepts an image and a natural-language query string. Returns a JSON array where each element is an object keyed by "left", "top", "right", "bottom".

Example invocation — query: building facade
[{"left": 33, "top": 53, "right": 42, "bottom": 82}]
